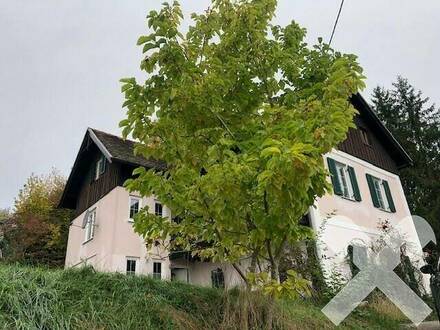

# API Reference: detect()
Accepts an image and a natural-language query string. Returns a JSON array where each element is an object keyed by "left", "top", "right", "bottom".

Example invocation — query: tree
[
  {"left": 0, "top": 209, "right": 11, "bottom": 258},
  {"left": 120, "top": 0, "right": 365, "bottom": 297},
  {"left": 372, "top": 77, "right": 440, "bottom": 243},
  {"left": 3, "top": 170, "right": 72, "bottom": 266},
  {"left": 0, "top": 209, "right": 9, "bottom": 220}
]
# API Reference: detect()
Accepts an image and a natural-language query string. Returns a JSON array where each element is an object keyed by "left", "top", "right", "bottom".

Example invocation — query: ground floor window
[
  {"left": 153, "top": 262, "right": 162, "bottom": 279},
  {"left": 211, "top": 268, "right": 225, "bottom": 289},
  {"left": 126, "top": 258, "right": 138, "bottom": 275},
  {"left": 171, "top": 268, "right": 189, "bottom": 283}
]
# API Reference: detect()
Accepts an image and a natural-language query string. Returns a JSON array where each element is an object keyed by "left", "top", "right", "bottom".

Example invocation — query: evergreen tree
[{"left": 372, "top": 77, "right": 440, "bottom": 242}]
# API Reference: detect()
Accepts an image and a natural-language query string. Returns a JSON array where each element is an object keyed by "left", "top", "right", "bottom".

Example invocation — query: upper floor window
[
  {"left": 129, "top": 196, "right": 141, "bottom": 221},
  {"left": 94, "top": 155, "right": 106, "bottom": 180},
  {"left": 366, "top": 174, "right": 396, "bottom": 212},
  {"left": 126, "top": 257, "right": 138, "bottom": 275},
  {"left": 153, "top": 262, "right": 162, "bottom": 279},
  {"left": 155, "top": 202, "right": 163, "bottom": 217},
  {"left": 327, "top": 158, "right": 361, "bottom": 201},
  {"left": 84, "top": 208, "right": 96, "bottom": 242},
  {"left": 359, "top": 127, "right": 370, "bottom": 146}
]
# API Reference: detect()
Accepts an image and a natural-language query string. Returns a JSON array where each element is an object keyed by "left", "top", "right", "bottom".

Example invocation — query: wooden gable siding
[
  {"left": 75, "top": 158, "right": 121, "bottom": 217},
  {"left": 74, "top": 158, "right": 137, "bottom": 217},
  {"left": 338, "top": 115, "right": 398, "bottom": 173}
]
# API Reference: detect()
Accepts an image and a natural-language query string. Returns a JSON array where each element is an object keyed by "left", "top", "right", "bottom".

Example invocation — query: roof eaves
[{"left": 88, "top": 128, "right": 113, "bottom": 163}]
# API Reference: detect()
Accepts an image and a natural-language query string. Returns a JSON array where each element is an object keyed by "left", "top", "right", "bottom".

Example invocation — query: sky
[{"left": 0, "top": 0, "right": 439, "bottom": 210}]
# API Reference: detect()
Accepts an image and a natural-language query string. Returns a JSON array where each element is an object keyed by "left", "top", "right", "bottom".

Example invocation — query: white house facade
[{"left": 60, "top": 94, "right": 421, "bottom": 288}]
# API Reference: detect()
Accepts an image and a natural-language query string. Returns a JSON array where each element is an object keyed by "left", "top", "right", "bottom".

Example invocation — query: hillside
[{"left": 0, "top": 264, "right": 406, "bottom": 329}]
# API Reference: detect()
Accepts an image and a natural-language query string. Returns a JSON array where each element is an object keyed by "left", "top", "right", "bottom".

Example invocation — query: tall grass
[
  {"left": 0, "top": 264, "right": 405, "bottom": 329},
  {"left": 0, "top": 264, "right": 220, "bottom": 329}
]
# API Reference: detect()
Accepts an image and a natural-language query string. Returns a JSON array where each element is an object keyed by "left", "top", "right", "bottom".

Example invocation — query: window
[
  {"left": 211, "top": 268, "right": 225, "bottom": 289},
  {"left": 129, "top": 196, "right": 141, "bottom": 221},
  {"left": 126, "top": 258, "right": 137, "bottom": 275},
  {"left": 155, "top": 202, "right": 163, "bottom": 217},
  {"left": 94, "top": 156, "right": 106, "bottom": 180},
  {"left": 153, "top": 262, "right": 162, "bottom": 279},
  {"left": 84, "top": 209, "right": 96, "bottom": 242},
  {"left": 327, "top": 158, "right": 361, "bottom": 201},
  {"left": 366, "top": 174, "right": 396, "bottom": 212},
  {"left": 359, "top": 127, "right": 370, "bottom": 146},
  {"left": 335, "top": 162, "right": 354, "bottom": 199}
]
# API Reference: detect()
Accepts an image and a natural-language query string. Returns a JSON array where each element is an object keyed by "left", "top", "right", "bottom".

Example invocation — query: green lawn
[{"left": 0, "top": 264, "right": 407, "bottom": 329}]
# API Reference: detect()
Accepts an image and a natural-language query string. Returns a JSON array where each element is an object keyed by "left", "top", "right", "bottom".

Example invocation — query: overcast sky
[{"left": 0, "top": 0, "right": 439, "bottom": 210}]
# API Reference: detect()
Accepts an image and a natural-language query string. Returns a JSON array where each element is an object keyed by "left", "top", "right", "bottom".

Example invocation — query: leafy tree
[
  {"left": 0, "top": 209, "right": 9, "bottom": 220},
  {"left": 0, "top": 209, "right": 11, "bottom": 258},
  {"left": 120, "top": 0, "right": 364, "bottom": 296},
  {"left": 372, "top": 77, "right": 440, "bottom": 243},
  {"left": 3, "top": 170, "right": 72, "bottom": 266}
]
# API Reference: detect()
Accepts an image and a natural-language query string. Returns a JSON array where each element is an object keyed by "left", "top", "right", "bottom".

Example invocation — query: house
[{"left": 60, "top": 93, "right": 422, "bottom": 287}]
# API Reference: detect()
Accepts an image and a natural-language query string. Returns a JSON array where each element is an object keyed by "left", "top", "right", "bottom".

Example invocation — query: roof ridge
[{"left": 88, "top": 127, "right": 137, "bottom": 144}]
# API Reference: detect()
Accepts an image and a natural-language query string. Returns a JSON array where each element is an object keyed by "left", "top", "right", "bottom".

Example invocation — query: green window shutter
[
  {"left": 327, "top": 158, "right": 342, "bottom": 196},
  {"left": 366, "top": 174, "right": 380, "bottom": 208},
  {"left": 347, "top": 166, "right": 362, "bottom": 201},
  {"left": 382, "top": 180, "right": 396, "bottom": 213}
]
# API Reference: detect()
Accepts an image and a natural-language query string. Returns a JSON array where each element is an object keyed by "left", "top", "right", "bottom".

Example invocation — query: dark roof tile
[{"left": 90, "top": 128, "right": 166, "bottom": 169}]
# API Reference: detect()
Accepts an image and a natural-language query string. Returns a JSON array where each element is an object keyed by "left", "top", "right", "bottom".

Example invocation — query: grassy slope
[{"left": 0, "top": 264, "right": 405, "bottom": 329}]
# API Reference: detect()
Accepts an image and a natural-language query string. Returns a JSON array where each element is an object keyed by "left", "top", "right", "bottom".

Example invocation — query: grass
[{"left": 0, "top": 264, "right": 410, "bottom": 329}]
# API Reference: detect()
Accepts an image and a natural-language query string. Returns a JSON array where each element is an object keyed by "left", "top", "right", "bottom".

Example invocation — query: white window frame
[
  {"left": 334, "top": 161, "right": 355, "bottom": 200},
  {"left": 154, "top": 202, "right": 163, "bottom": 217},
  {"left": 95, "top": 156, "right": 105, "bottom": 180},
  {"left": 128, "top": 196, "right": 142, "bottom": 222},
  {"left": 153, "top": 261, "right": 162, "bottom": 279},
  {"left": 372, "top": 177, "right": 391, "bottom": 211},
  {"left": 84, "top": 208, "right": 96, "bottom": 243},
  {"left": 126, "top": 257, "right": 139, "bottom": 275}
]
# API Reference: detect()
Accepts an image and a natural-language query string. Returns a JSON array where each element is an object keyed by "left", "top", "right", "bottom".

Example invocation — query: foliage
[
  {"left": 372, "top": 77, "right": 440, "bottom": 244},
  {"left": 0, "top": 263, "right": 405, "bottom": 329},
  {"left": 247, "top": 270, "right": 311, "bottom": 299},
  {"left": 279, "top": 240, "right": 329, "bottom": 301},
  {"left": 120, "top": 0, "right": 365, "bottom": 295},
  {"left": 346, "top": 220, "right": 425, "bottom": 301},
  {"left": 0, "top": 209, "right": 8, "bottom": 221},
  {"left": 2, "top": 169, "right": 72, "bottom": 267},
  {"left": 0, "top": 209, "right": 11, "bottom": 257}
]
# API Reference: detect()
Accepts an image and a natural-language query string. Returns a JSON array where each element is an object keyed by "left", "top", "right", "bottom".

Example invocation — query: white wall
[
  {"left": 311, "top": 149, "right": 424, "bottom": 281},
  {"left": 65, "top": 186, "right": 171, "bottom": 279},
  {"left": 65, "top": 149, "right": 424, "bottom": 289},
  {"left": 65, "top": 186, "right": 245, "bottom": 288},
  {"left": 171, "top": 259, "right": 247, "bottom": 288}
]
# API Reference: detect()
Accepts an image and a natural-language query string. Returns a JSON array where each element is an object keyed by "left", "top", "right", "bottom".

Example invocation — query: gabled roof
[
  {"left": 89, "top": 128, "right": 165, "bottom": 169},
  {"left": 58, "top": 94, "right": 412, "bottom": 210},
  {"left": 351, "top": 93, "right": 413, "bottom": 169},
  {"left": 58, "top": 128, "right": 164, "bottom": 209}
]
